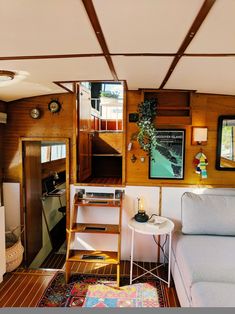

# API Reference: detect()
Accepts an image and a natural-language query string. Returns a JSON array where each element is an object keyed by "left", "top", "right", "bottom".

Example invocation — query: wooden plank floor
[
  {"left": 0, "top": 261, "right": 180, "bottom": 307},
  {"left": 82, "top": 176, "right": 122, "bottom": 185},
  {"left": 0, "top": 270, "right": 55, "bottom": 307}
]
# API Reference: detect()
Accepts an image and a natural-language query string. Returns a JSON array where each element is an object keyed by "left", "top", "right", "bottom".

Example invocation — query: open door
[
  {"left": 23, "top": 141, "right": 42, "bottom": 266},
  {"left": 78, "top": 84, "right": 92, "bottom": 182},
  {"left": 21, "top": 137, "right": 70, "bottom": 269}
]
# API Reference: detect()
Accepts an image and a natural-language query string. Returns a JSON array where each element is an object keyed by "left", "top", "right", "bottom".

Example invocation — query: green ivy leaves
[{"left": 136, "top": 99, "right": 158, "bottom": 156}]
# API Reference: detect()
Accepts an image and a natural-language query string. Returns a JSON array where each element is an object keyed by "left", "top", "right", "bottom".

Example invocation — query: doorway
[
  {"left": 77, "top": 81, "right": 125, "bottom": 185},
  {"left": 20, "top": 137, "right": 69, "bottom": 269}
]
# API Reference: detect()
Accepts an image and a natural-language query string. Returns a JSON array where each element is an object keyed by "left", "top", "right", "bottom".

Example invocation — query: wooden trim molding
[
  {"left": 159, "top": 0, "right": 216, "bottom": 89},
  {"left": 82, "top": 0, "right": 118, "bottom": 81},
  {"left": 1, "top": 52, "right": 234, "bottom": 62}
]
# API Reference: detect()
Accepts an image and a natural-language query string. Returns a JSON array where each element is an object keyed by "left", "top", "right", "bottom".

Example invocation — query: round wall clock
[
  {"left": 48, "top": 100, "right": 61, "bottom": 113},
  {"left": 30, "top": 108, "right": 41, "bottom": 119}
]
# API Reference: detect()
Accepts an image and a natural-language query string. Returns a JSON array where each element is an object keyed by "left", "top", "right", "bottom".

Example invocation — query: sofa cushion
[
  {"left": 172, "top": 231, "right": 235, "bottom": 300},
  {"left": 181, "top": 192, "right": 235, "bottom": 235},
  {"left": 191, "top": 282, "right": 235, "bottom": 307}
]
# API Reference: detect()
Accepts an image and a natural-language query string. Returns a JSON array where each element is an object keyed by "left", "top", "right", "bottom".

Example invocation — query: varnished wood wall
[
  {"left": 2, "top": 90, "right": 235, "bottom": 187},
  {"left": 3, "top": 93, "right": 76, "bottom": 182},
  {"left": 126, "top": 91, "right": 235, "bottom": 186},
  {"left": 0, "top": 101, "right": 6, "bottom": 192},
  {"left": 41, "top": 158, "right": 66, "bottom": 179}
]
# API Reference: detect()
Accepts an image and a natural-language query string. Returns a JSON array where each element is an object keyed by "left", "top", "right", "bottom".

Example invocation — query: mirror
[{"left": 216, "top": 115, "right": 235, "bottom": 170}]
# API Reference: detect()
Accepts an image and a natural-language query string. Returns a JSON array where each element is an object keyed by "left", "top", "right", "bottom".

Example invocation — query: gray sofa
[{"left": 171, "top": 192, "right": 235, "bottom": 307}]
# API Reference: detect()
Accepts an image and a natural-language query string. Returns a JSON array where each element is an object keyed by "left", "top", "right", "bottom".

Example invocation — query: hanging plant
[{"left": 136, "top": 98, "right": 158, "bottom": 156}]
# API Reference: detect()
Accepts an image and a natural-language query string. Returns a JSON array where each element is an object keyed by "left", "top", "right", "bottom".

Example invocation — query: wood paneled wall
[
  {"left": 126, "top": 91, "right": 235, "bottom": 186},
  {"left": 3, "top": 93, "right": 76, "bottom": 182},
  {"left": 0, "top": 101, "right": 6, "bottom": 203},
  {"left": 2, "top": 90, "right": 235, "bottom": 187}
]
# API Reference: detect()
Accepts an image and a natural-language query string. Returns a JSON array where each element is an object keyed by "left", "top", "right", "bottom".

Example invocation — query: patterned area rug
[{"left": 37, "top": 272, "right": 168, "bottom": 307}]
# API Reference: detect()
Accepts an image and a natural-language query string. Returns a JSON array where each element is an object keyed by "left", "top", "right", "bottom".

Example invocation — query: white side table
[{"left": 128, "top": 217, "right": 174, "bottom": 287}]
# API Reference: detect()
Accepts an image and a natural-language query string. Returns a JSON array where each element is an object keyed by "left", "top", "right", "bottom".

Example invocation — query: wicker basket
[{"left": 5, "top": 228, "right": 24, "bottom": 272}]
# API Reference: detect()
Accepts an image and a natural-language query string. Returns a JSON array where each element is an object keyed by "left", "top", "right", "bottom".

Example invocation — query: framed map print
[{"left": 149, "top": 130, "right": 185, "bottom": 179}]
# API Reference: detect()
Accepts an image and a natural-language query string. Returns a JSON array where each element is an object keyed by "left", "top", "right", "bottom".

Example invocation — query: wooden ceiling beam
[
  {"left": 159, "top": 0, "right": 216, "bottom": 89},
  {"left": 0, "top": 53, "right": 104, "bottom": 61},
  {"left": 82, "top": 0, "right": 118, "bottom": 81}
]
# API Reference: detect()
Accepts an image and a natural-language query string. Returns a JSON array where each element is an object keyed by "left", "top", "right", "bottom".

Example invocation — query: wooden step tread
[
  {"left": 74, "top": 199, "right": 121, "bottom": 207},
  {"left": 70, "top": 223, "right": 120, "bottom": 234},
  {"left": 67, "top": 250, "right": 119, "bottom": 264}
]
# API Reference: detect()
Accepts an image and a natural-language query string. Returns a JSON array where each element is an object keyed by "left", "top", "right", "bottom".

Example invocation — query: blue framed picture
[{"left": 149, "top": 129, "right": 185, "bottom": 179}]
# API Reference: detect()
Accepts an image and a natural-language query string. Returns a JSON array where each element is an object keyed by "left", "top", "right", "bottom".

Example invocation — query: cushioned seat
[
  {"left": 171, "top": 192, "right": 235, "bottom": 307},
  {"left": 172, "top": 231, "right": 235, "bottom": 300},
  {"left": 191, "top": 282, "right": 235, "bottom": 307}
]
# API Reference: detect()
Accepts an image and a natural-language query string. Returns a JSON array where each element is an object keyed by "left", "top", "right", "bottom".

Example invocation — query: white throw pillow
[{"left": 181, "top": 192, "right": 235, "bottom": 235}]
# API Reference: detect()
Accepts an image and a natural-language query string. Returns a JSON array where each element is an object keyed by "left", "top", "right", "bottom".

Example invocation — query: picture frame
[{"left": 149, "top": 129, "right": 185, "bottom": 180}]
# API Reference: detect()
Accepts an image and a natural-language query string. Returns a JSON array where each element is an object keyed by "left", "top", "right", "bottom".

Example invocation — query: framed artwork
[{"left": 149, "top": 129, "right": 185, "bottom": 179}]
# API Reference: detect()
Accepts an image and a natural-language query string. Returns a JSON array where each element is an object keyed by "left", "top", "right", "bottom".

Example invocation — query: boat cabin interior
[{"left": 1, "top": 0, "right": 235, "bottom": 309}]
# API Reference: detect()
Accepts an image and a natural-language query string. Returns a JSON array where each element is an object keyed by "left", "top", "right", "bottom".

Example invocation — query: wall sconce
[{"left": 192, "top": 127, "right": 208, "bottom": 145}]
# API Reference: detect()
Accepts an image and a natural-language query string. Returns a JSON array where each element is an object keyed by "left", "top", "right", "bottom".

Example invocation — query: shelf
[
  {"left": 70, "top": 223, "right": 120, "bottom": 234},
  {"left": 67, "top": 250, "right": 119, "bottom": 264},
  {"left": 75, "top": 198, "right": 121, "bottom": 207},
  {"left": 143, "top": 90, "right": 192, "bottom": 125},
  {"left": 156, "top": 116, "right": 191, "bottom": 125},
  {"left": 157, "top": 106, "right": 190, "bottom": 111},
  {"left": 92, "top": 154, "right": 121, "bottom": 157},
  {"left": 66, "top": 192, "right": 123, "bottom": 285}
]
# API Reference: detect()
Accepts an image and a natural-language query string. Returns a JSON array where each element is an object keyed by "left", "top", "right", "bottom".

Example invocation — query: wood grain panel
[
  {"left": 0, "top": 101, "right": 6, "bottom": 196},
  {"left": 126, "top": 91, "right": 235, "bottom": 186},
  {"left": 78, "top": 85, "right": 92, "bottom": 182},
  {"left": 24, "top": 141, "right": 42, "bottom": 265},
  {"left": 41, "top": 158, "right": 66, "bottom": 179},
  {"left": 92, "top": 132, "right": 123, "bottom": 154},
  {"left": 3, "top": 90, "right": 235, "bottom": 188},
  {"left": 0, "top": 271, "right": 55, "bottom": 307},
  {"left": 3, "top": 93, "right": 76, "bottom": 183}
]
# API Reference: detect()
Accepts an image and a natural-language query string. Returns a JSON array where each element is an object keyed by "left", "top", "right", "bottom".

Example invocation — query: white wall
[
  {"left": 70, "top": 185, "right": 161, "bottom": 262},
  {"left": 70, "top": 185, "right": 235, "bottom": 263},
  {"left": 3, "top": 183, "right": 21, "bottom": 236},
  {"left": 4, "top": 183, "right": 235, "bottom": 266},
  {"left": 0, "top": 206, "right": 6, "bottom": 282}
]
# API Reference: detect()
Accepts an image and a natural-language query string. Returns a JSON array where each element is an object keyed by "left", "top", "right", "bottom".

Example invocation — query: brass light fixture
[{"left": 0, "top": 70, "right": 15, "bottom": 82}]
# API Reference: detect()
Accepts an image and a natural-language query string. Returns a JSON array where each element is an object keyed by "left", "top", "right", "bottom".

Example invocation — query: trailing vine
[{"left": 136, "top": 98, "right": 158, "bottom": 156}]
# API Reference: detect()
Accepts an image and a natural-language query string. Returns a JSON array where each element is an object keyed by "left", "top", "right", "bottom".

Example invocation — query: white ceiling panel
[
  {"left": 0, "top": 81, "right": 62, "bottom": 102},
  {"left": 165, "top": 57, "right": 235, "bottom": 95},
  {"left": 93, "top": 0, "right": 204, "bottom": 53},
  {"left": 112, "top": 56, "right": 173, "bottom": 89},
  {"left": 186, "top": 0, "right": 235, "bottom": 53},
  {"left": 0, "top": 57, "right": 113, "bottom": 101},
  {"left": 0, "top": 0, "right": 102, "bottom": 56}
]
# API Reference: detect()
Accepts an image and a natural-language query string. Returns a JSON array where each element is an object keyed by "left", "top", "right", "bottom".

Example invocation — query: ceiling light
[{"left": 0, "top": 70, "right": 15, "bottom": 82}]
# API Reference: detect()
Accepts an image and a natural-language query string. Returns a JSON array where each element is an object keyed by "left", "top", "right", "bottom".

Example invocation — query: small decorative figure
[{"left": 193, "top": 150, "right": 208, "bottom": 179}]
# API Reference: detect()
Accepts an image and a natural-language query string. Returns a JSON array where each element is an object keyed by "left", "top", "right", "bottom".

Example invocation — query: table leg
[
  {"left": 163, "top": 234, "right": 166, "bottom": 266},
  {"left": 168, "top": 232, "right": 172, "bottom": 288},
  {"left": 130, "top": 229, "right": 134, "bottom": 285}
]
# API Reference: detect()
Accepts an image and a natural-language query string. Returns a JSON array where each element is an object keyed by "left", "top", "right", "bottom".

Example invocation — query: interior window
[
  {"left": 41, "top": 146, "right": 50, "bottom": 163},
  {"left": 91, "top": 82, "right": 123, "bottom": 131},
  {"left": 41, "top": 144, "right": 66, "bottom": 163},
  {"left": 221, "top": 125, "right": 234, "bottom": 161},
  {"left": 51, "top": 144, "right": 66, "bottom": 161}
]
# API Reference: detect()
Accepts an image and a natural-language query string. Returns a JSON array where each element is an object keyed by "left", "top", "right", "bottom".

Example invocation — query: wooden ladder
[{"left": 65, "top": 192, "right": 123, "bottom": 286}]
